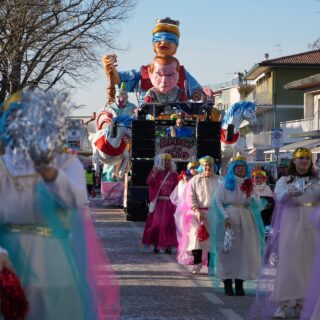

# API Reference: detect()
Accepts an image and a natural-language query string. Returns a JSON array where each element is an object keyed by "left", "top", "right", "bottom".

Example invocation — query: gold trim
[
  {"left": 1, "top": 224, "right": 54, "bottom": 237},
  {"left": 295, "top": 202, "right": 320, "bottom": 207},
  {"left": 224, "top": 203, "right": 249, "bottom": 209},
  {"left": 152, "top": 24, "right": 180, "bottom": 37}
]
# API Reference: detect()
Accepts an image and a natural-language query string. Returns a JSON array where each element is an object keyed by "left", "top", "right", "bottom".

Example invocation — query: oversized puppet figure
[
  {"left": 144, "top": 56, "right": 188, "bottom": 103},
  {"left": 102, "top": 17, "right": 205, "bottom": 102},
  {"left": 100, "top": 82, "right": 137, "bottom": 118}
]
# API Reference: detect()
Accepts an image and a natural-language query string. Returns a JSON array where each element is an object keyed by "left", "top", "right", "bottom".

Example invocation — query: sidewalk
[{"left": 89, "top": 198, "right": 262, "bottom": 320}]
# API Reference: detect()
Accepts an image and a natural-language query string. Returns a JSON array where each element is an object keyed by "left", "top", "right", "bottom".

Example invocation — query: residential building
[
  {"left": 244, "top": 49, "right": 320, "bottom": 160},
  {"left": 279, "top": 73, "right": 320, "bottom": 161}
]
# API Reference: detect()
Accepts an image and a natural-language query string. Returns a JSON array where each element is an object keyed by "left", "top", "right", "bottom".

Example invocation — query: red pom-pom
[
  {"left": 178, "top": 170, "right": 187, "bottom": 181},
  {"left": 0, "top": 268, "right": 29, "bottom": 320},
  {"left": 197, "top": 223, "right": 209, "bottom": 241},
  {"left": 240, "top": 178, "right": 254, "bottom": 197}
]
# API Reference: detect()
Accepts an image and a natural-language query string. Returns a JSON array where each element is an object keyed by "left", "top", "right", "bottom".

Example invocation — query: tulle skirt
[{"left": 1, "top": 233, "right": 83, "bottom": 320}]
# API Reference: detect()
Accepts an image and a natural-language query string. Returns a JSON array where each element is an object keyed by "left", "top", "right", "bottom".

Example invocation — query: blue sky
[{"left": 72, "top": 0, "right": 320, "bottom": 116}]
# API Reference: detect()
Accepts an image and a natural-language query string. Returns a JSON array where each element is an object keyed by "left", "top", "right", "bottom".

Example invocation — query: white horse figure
[
  {"left": 220, "top": 101, "right": 258, "bottom": 172},
  {"left": 90, "top": 112, "right": 133, "bottom": 179}
]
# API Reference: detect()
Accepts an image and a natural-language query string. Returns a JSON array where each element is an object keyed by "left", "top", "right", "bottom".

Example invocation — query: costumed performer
[
  {"left": 182, "top": 156, "right": 219, "bottom": 274},
  {"left": 102, "top": 17, "right": 205, "bottom": 102},
  {"left": 170, "top": 161, "right": 199, "bottom": 264},
  {"left": 0, "top": 89, "right": 119, "bottom": 320},
  {"left": 301, "top": 208, "right": 320, "bottom": 320},
  {"left": 211, "top": 155, "right": 264, "bottom": 296},
  {"left": 252, "top": 168, "right": 274, "bottom": 227},
  {"left": 142, "top": 153, "right": 179, "bottom": 254},
  {"left": 165, "top": 116, "right": 193, "bottom": 138},
  {"left": 260, "top": 147, "right": 320, "bottom": 319}
]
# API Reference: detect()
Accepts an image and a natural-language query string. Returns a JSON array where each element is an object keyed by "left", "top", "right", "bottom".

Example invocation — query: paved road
[{"left": 90, "top": 198, "right": 273, "bottom": 320}]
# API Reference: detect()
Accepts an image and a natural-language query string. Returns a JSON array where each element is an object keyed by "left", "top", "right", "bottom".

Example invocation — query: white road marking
[
  {"left": 219, "top": 308, "right": 244, "bottom": 320},
  {"left": 202, "top": 292, "right": 224, "bottom": 305}
]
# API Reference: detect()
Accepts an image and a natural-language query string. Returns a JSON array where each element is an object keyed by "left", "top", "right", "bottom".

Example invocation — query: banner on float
[{"left": 155, "top": 137, "right": 196, "bottom": 161}]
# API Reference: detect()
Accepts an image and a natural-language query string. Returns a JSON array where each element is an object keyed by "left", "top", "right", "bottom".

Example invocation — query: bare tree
[
  {"left": 0, "top": 0, "right": 136, "bottom": 103},
  {"left": 309, "top": 37, "right": 320, "bottom": 50}
]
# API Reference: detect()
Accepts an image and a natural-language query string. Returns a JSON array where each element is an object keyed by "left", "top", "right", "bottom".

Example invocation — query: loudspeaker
[
  {"left": 197, "top": 121, "right": 221, "bottom": 139},
  {"left": 131, "top": 120, "right": 155, "bottom": 158},
  {"left": 125, "top": 186, "right": 148, "bottom": 221},
  {"left": 196, "top": 121, "right": 221, "bottom": 161},
  {"left": 131, "top": 159, "right": 154, "bottom": 186}
]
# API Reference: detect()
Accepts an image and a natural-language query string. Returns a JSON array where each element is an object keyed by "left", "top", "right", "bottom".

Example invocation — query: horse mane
[{"left": 222, "top": 101, "right": 255, "bottom": 126}]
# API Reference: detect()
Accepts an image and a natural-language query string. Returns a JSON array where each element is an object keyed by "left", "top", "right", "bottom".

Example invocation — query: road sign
[{"left": 271, "top": 129, "right": 283, "bottom": 148}]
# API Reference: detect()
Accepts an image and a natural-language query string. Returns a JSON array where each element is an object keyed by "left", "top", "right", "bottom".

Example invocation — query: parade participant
[
  {"left": 101, "top": 82, "right": 137, "bottom": 118},
  {"left": 102, "top": 17, "right": 205, "bottom": 102},
  {"left": 263, "top": 147, "right": 320, "bottom": 319},
  {"left": 165, "top": 116, "right": 193, "bottom": 138},
  {"left": 170, "top": 161, "right": 199, "bottom": 264},
  {"left": 301, "top": 210, "right": 320, "bottom": 320},
  {"left": 144, "top": 56, "right": 188, "bottom": 104},
  {"left": 84, "top": 164, "right": 96, "bottom": 198},
  {"left": 252, "top": 168, "right": 274, "bottom": 226},
  {"left": 0, "top": 89, "right": 119, "bottom": 320},
  {"left": 182, "top": 156, "right": 219, "bottom": 273},
  {"left": 211, "top": 155, "right": 264, "bottom": 296},
  {"left": 142, "top": 153, "right": 179, "bottom": 254}
]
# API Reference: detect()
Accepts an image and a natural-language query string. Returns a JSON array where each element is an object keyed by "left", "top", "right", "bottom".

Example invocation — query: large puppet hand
[{"left": 102, "top": 54, "right": 120, "bottom": 85}]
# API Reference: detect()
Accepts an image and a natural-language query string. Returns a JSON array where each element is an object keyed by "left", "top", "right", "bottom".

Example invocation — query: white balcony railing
[
  {"left": 280, "top": 116, "right": 320, "bottom": 143},
  {"left": 246, "top": 132, "right": 271, "bottom": 149}
]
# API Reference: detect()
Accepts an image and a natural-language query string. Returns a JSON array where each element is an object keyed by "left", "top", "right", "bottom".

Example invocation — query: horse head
[
  {"left": 222, "top": 101, "right": 258, "bottom": 133},
  {"left": 242, "top": 101, "right": 258, "bottom": 132}
]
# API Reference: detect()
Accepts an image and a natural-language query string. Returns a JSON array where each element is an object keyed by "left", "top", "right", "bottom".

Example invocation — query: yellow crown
[
  {"left": 152, "top": 17, "right": 180, "bottom": 37},
  {"left": 293, "top": 147, "right": 312, "bottom": 159},
  {"left": 199, "top": 156, "right": 214, "bottom": 165},
  {"left": 252, "top": 169, "right": 267, "bottom": 177},
  {"left": 233, "top": 153, "right": 246, "bottom": 162},
  {"left": 187, "top": 161, "right": 199, "bottom": 170},
  {"left": 160, "top": 153, "right": 172, "bottom": 160}
]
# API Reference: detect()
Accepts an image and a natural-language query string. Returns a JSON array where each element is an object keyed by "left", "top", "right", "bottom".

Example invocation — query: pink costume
[{"left": 142, "top": 169, "right": 179, "bottom": 249}]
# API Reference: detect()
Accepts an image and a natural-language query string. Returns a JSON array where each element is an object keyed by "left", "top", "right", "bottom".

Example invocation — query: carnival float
[{"left": 90, "top": 17, "right": 258, "bottom": 220}]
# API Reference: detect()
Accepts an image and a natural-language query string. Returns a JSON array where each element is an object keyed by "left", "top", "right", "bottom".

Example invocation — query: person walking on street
[
  {"left": 142, "top": 153, "right": 179, "bottom": 254},
  {"left": 264, "top": 148, "right": 320, "bottom": 319},
  {"left": 183, "top": 156, "right": 219, "bottom": 273},
  {"left": 211, "top": 155, "right": 265, "bottom": 296}
]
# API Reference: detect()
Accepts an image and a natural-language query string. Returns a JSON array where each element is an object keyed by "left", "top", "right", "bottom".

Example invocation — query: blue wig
[{"left": 225, "top": 160, "right": 250, "bottom": 191}]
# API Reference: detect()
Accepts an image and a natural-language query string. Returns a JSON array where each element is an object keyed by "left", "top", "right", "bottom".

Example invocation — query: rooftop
[{"left": 244, "top": 49, "right": 320, "bottom": 80}]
